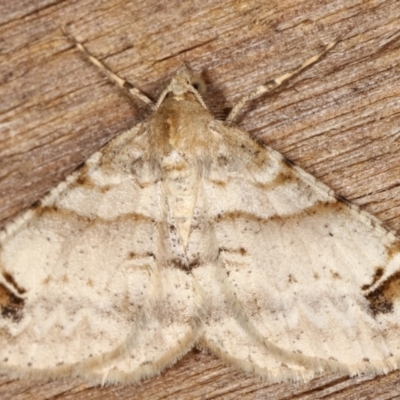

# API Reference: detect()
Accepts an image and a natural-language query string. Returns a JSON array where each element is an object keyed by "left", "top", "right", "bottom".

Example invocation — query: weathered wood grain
[{"left": 1, "top": 0, "right": 400, "bottom": 398}]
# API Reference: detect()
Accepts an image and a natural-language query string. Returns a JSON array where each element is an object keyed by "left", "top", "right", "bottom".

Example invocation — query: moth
[{"left": 1, "top": 31, "right": 400, "bottom": 385}]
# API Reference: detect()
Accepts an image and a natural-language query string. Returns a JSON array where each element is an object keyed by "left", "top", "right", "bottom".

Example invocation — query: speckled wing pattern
[
  {"left": 1, "top": 61, "right": 400, "bottom": 385},
  {"left": 0, "top": 122, "right": 199, "bottom": 384}
]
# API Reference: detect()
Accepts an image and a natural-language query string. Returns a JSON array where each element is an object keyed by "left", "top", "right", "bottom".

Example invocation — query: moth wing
[
  {"left": 77, "top": 268, "right": 198, "bottom": 385},
  {"left": 0, "top": 124, "right": 196, "bottom": 383},
  {"left": 199, "top": 121, "right": 400, "bottom": 380}
]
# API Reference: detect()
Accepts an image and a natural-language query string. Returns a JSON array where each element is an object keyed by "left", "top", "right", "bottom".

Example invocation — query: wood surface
[{"left": 1, "top": 0, "right": 400, "bottom": 398}]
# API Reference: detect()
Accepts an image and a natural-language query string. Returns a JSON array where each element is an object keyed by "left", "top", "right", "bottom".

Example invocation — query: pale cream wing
[
  {"left": 77, "top": 268, "right": 199, "bottom": 385},
  {"left": 198, "top": 121, "right": 400, "bottom": 380},
  {"left": 0, "top": 124, "right": 197, "bottom": 382},
  {"left": 180, "top": 163, "right": 316, "bottom": 381}
]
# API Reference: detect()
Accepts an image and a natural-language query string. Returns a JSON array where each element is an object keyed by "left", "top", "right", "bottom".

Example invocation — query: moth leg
[
  {"left": 62, "top": 27, "right": 154, "bottom": 106},
  {"left": 226, "top": 38, "right": 339, "bottom": 123}
]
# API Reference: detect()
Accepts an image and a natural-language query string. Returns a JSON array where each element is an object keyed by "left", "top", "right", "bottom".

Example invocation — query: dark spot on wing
[
  {"left": 169, "top": 224, "right": 176, "bottom": 232},
  {"left": 170, "top": 256, "right": 201, "bottom": 272},
  {"left": 2, "top": 271, "right": 26, "bottom": 295},
  {"left": 128, "top": 251, "right": 137, "bottom": 259},
  {"left": 330, "top": 270, "right": 341, "bottom": 279},
  {"left": 220, "top": 247, "right": 247, "bottom": 256},
  {"left": 218, "top": 155, "right": 229, "bottom": 167},
  {"left": 0, "top": 283, "right": 25, "bottom": 322},
  {"left": 362, "top": 267, "right": 385, "bottom": 291},
  {"left": 365, "top": 270, "right": 400, "bottom": 316},
  {"left": 33, "top": 205, "right": 60, "bottom": 218},
  {"left": 170, "top": 258, "right": 189, "bottom": 272},
  {"left": 189, "top": 258, "right": 201, "bottom": 269},
  {"left": 271, "top": 167, "right": 298, "bottom": 186},
  {"left": 210, "top": 178, "right": 227, "bottom": 187},
  {"left": 388, "top": 240, "right": 400, "bottom": 259},
  {"left": 75, "top": 174, "right": 93, "bottom": 187}
]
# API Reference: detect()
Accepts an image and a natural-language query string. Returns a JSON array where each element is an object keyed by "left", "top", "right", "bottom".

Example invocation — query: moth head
[{"left": 155, "top": 63, "right": 208, "bottom": 110}]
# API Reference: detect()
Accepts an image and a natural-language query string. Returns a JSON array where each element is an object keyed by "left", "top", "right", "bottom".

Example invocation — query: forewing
[
  {"left": 0, "top": 124, "right": 196, "bottom": 382},
  {"left": 199, "top": 121, "right": 400, "bottom": 379}
]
